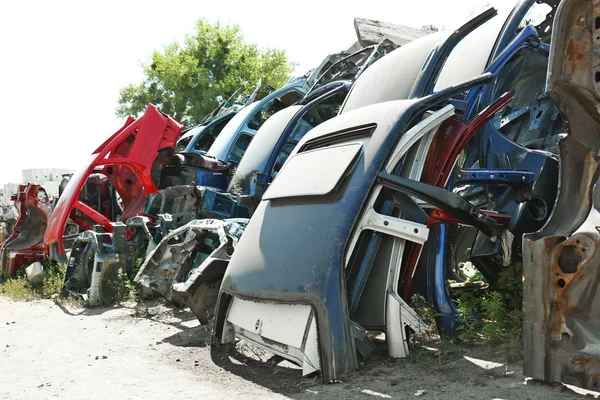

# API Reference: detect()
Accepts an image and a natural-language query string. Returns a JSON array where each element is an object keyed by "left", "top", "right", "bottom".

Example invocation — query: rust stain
[
  {"left": 594, "top": 0, "right": 600, "bottom": 19},
  {"left": 566, "top": 39, "right": 587, "bottom": 70}
]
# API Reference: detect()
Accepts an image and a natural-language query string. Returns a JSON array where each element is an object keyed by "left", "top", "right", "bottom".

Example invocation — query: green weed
[{"left": 0, "top": 261, "right": 66, "bottom": 301}]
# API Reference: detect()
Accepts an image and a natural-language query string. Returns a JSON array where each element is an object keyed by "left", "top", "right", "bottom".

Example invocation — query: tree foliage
[{"left": 116, "top": 19, "right": 295, "bottom": 126}]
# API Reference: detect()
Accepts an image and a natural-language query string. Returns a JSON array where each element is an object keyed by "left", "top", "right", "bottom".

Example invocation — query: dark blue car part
[
  {"left": 420, "top": 2, "right": 564, "bottom": 335},
  {"left": 231, "top": 83, "right": 352, "bottom": 213},
  {"left": 213, "top": 73, "right": 502, "bottom": 383},
  {"left": 180, "top": 111, "right": 237, "bottom": 155}
]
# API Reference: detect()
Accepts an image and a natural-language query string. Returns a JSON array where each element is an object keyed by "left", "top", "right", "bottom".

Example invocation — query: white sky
[{"left": 0, "top": 0, "right": 515, "bottom": 185}]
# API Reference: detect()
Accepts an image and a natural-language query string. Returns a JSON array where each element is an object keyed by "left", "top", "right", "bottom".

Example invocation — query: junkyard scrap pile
[{"left": 2, "top": 0, "right": 599, "bottom": 393}]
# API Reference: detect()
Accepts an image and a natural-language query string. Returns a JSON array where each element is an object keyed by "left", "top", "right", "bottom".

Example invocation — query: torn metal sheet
[
  {"left": 135, "top": 218, "right": 247, "bottom": 312},
  {"left": 308, "top": 43, "right": 395, "bottom": 94},
  {"left": 0, "top": 183, "right": 52, "bottom": 278},
  {"left": 523, "top": 0, "right": 600, "bottom": 390},
  {"left": 64, "top": 213, "right": 155, "bottom": 302},
  {"left": 171, "top": 219, "right": 246, "bottom": 323}
]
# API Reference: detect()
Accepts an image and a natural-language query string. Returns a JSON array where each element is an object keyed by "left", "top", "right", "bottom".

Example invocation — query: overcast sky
[{"left": 0, "top": 0, "right": 516, "bottom": 185}]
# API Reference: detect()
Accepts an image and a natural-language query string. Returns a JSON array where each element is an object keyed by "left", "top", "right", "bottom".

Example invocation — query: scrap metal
[
  {"left": 0, "top": 183, "right": 52, "bottom": 278},
  {"left": 523, "top": 0, "right": 600, "bottom": 390}
]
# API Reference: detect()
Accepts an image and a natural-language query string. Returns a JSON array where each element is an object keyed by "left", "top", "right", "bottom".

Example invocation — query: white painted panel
[
  {"left": 227, "top": 298, "right": 312, "bottom": 348},
  {"left": 302, "top": 316, "right": 321, "bottom": 376}
]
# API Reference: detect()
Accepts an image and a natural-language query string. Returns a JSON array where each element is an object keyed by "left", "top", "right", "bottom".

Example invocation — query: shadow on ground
[{"left": 48, "top": 297, "right": 596, "bottom": 399}]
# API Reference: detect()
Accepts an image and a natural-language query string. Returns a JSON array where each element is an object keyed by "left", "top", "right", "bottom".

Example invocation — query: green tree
[{"left": 116, "top": 19, "right": 295, "bottom": 126}]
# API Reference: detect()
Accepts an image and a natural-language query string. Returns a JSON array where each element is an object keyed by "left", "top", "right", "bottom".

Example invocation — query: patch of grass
[
  {"left": 131, "top": 257, "right": 145, "bottom": 279},
  {"left": 1, "top": 259, "right": 146, "bottom": 309},
  {"left": 411, "top": 260, "right": 523, "bottom": 354},
  {"left": 115, "top": 269, "right": 135, "bottom": 303},
  {"left": 411, "top": 294, "right": 439, "bottom": 337},
  {"left": 454, "top": 272, "right": 523, "bottom": 346},
  {"left": 454, "top": 290, "right": 523, "bottom": 344},
  {"left": 0, "top": 278, "right": 41, "bottom": 301},
  {"left": 42, "top": 262, "right": 66, "bottom": 298},
  {"left": 454, "top": 291, "right": 481, "bottom": 342},
  {"left": 0, "top": 261, "right": 66, "bottom": 301}
]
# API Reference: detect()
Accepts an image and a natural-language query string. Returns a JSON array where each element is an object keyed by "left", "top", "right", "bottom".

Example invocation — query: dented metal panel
[{"left": 224, "top": 298, "right": 321, "bottom": 376}]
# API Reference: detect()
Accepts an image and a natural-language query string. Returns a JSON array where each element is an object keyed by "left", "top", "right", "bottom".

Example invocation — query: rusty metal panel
[{"left": 523, "top": 0, "right": 600, "bottom": 390}]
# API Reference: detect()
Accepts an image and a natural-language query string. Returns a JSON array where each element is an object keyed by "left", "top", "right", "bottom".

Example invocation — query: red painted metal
[
  {"left": 400, "top": 93, "right": 514, "bottom": 299},
  {"left": 0, "top": 183, "right": 52, "bottom": 277},
  {"left": 426, "top": 209, "right": 511, "bottom": 229},
  {"left": 43, "top": 104, "right": 183, "bottom": 262}
]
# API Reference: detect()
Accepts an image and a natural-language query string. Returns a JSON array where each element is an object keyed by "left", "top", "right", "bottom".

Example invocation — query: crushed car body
[
  {"left": 135, "top": 218, "right": 247, "bottom": 321},
  {"left": 412, "top": 0, "right": 563, "bottom": 334}
]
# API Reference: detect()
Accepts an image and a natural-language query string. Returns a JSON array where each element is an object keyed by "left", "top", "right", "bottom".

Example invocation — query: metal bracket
[
  {"left": 378, "top": 172, "right": 503, "bottom": 238},
  {"left": 361, "top": 207, "right": 429, "bottom": 244},
  {"left": 453, "top": 168, "right": 535, "bottom": 185}
]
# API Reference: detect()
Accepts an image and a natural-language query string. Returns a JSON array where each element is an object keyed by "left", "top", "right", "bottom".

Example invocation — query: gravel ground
[{"left": 0, "top": 297, "right": 595, "bottom": 400}]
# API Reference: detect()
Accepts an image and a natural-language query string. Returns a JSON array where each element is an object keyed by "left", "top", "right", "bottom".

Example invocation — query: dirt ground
[{"left": 0, "top": 297, "right": 596, "bottom": 400}]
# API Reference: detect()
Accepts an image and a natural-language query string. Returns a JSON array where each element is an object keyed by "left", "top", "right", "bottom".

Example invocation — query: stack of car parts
[
  {"left": 58, "top": 49, "right": 380, "bottom": 306},
  {"left": 209, "top": 0, "right": 567, "bottom": 384},
  {"left": 4, "top": 0, "right": 595, "bottom": 392},
  {"left": 212, "top": 71, "right": 508, "bottom": 381},
  {"left": 131, "top": 53, "right": 379, "bottom": 317},
  {"left": 44, "top": 104, "right": 183, "bottom": 265}
]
